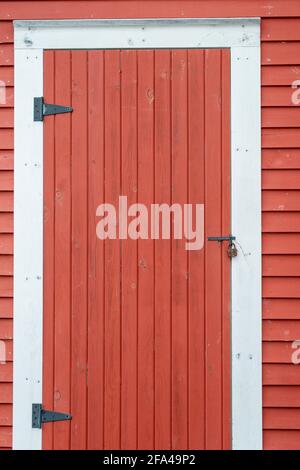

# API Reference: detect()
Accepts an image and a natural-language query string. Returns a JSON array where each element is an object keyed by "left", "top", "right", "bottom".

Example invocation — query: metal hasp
[
  {"left": 207, "top": 235, "right": 236, "bottom": 242},
  {"left": 34, "top": 97, "right": 73, "bottom": 121},
  {"left": 32, "top": 403, "right": 72, "bottom": 428}
]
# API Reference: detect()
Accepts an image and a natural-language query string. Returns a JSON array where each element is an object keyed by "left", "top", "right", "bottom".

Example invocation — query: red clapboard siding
[
  {"left": 0, "top": 130, "right": 13, "bottom": 149},
  {"left": 0, "top": 405, "right": 12, "bottom": 426},
  {"left": 262, "top": 18, "right": 300, "bottom": 41},
  {"left": 263, "top": 191, "right": 300, "bottom": 211},
  {"left": 0, "top": 298, "right": 13, "bottom": 318},
  {"left": 3, "top": 0, "right": 300, "bottom": 20},
  {"left": 263, "top": 298, "right": 300, "bottom": 319},
  {"left": 0, "top": 319, "right": 12, "bottom": 339},
  {"left": 263, "top": 212, "right": 300, "bottom": 232},
  {"left": 264, "top": 386, "right": 300, "bottom": 407},
  {"left": 262, "top": 233, "right": 300, "bottom": 255},
  {"left": 0, "top": 340, "right": 12, "bottom": 362},
  {"left": 0, "top": 192, "right": 13, "bottom": 212},
  {"left": 263, "top": 255, "right": 300, "bottom": 276},
  {"left": 0, "top": 384, "right": 12, "bottom": 404},
  {"left": 263, "top": 277, "right": 300, "bottom": 297},
  {"left": 0, "top": 363, "right": 12, "bottom": 382},
  {"left": 0, "top": 426, "right": 11, "bottom": 448},
  {"left": 262, "top": 129, "right": 300, "bottom": 148},
  {"left": 0, "top": 234, "right": 13, "bottom": 254},
  {"left": 0, "top": 88, "right": 14, "bottom": 108},
  {"left": 263, "top": 341, "right": 295, "bottom": 363},
  {"left": 264, "top": 408, "right": 300, "bottom": 430},
  {"left": 262, "top": 66, "right": 300, "bottom": 86},
  {"left": 262, "top": 42, "right": 300, "bottom": 65},
  {"left": 0, "top": 44, "right": 13, "bottom": 66},
  {"left": 0, "top": 109, "right": 13, "bottom": 128},
  {"left": 0, "top": 214, "right": 13, "bottom": 233},
  {"left": 0, "top": 22, "right": 13, "bottom": 43},
  {"left": 0, "top": 172, "right": 13, "bottom": 191},
  {"left": 262, "top": 149, "right": 300, "bottom": 169},
  {"left": 0, "top": 255, "right": 13, "bottom": 276},
  {"left": 262, "top": 108, "right": 300, "bottom": 128},
  {"left": 0, "top": 67, "right": 13, "bottom": 86},
  {"left": 262, "top": 170, "right": 300, "bottom": 189},
  {"left": 264, "top": 430, "right": 300, "bottom": 449},
  {"left": 262, "top": 87, "right": 298, "bottom": 107},
  {"left": 0, "top": 6, "right": 300, "bottom": 451},
  {"left": 0, "top": 277, "right": 13, "bottom": 297},
  {"left": 263, "top": 364, "right": 300, "bottom": 385},
  {"left": 263, "top": 320, "right": 300, "bottom": 340},
  {"left": 0, "top": 151, "right": 13, "bottom": 171}
]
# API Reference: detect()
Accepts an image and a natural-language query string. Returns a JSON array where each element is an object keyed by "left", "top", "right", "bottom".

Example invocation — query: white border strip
[
  {"left": 13, "top": 18, "right": 261, "bottom": 450},
  {"left": 14, "top": 18, "right": 260, "bottom": 49},
  {"left": 13, "top": 48, "right": 43, "bottom": 450}
]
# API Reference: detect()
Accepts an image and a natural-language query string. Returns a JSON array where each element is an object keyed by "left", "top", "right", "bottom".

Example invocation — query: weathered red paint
[{"left": 42, "top": 48, "right": 231, "bottom": 450}]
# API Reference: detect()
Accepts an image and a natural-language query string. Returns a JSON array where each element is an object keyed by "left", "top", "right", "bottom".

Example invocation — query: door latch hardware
[
  {"left": 208, "top": 235, "right": 238, "bottom": 258},
  {"left": 34, "top": 97, "right": 73, "bottom": 121},
  {"left": 32, "top": 403, "right": 72, "bottom": 428},
  {"left": 227, "top": 242, "right": 238, "bottom": 258},
  {"left": 207, "top": 235, "right": 236, "bottom": 242}
]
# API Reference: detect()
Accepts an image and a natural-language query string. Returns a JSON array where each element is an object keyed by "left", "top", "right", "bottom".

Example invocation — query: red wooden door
[{"left": 43, "top": 48, "right": 231, "bottom": 450}]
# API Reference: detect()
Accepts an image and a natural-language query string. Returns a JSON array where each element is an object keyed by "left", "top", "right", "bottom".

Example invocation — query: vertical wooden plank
[
  {"left": 87, "top": 50, "right": 105, "bottom": 450},
  {"left": 104, "top": 50, "right": 121, "bottom": 449},
  {"left": 137, "top": 50, "right": 155, "bottom": 450},
  {"left": 120, "top": 50, "right": 138, "bottom": 450},
  {"left": 187, "top": 49, "right": 205, "bottom": 450},
  {"left": 53, "top": 50, "right": 72, "bottom": 450},
  {"left": 70, "top": 50, "right": 88, "bottom": 450},
  {"left": 42, "top": 50, "right": 55, "bottom": 450},
  {"left": 221, "top": 49, "right": 232, "bottom": 450},
  {"left": 171, "top": 49, "right": 188, "bottom": 450},
  {"left": 154, "top": 50, "right": 171, "bottom": 450},
  {"left": 205, "top": 49, "right": 223, "bottom": 449}
]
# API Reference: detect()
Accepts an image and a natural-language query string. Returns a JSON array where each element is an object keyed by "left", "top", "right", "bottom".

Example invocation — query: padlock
[{"left": 227, "top": 241, "right": 238, "bottom": 258}]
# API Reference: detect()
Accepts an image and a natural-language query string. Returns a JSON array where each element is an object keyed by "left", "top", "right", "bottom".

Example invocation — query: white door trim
[{"left": 13, "top": 18, "right": 262, "bottom": 450}]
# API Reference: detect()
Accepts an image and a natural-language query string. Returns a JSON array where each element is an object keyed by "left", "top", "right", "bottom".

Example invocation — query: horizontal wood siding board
[
  {"left": 262, "top": 18, "right": 300, "bottom": 41},
  {"left": 262, "top": 42, "right": 300, "bottom": 65},
  {"left": 0, "top": 405, "right": 12, "bottom": 427},
  {"left": 262, "top": 149, "right": 300, "bottom": 169},
  {"left": 264, "top": 408, "right": 300, "bottom": 430},
  {"left": 0, "top": 22, "right": 13, "bottom": 43},
  {"left": 262, "top": 66, "right": 300, "bottom": 86},
  {"left": 263, "top": 298, "right": 300, "bottom": 320},
  {"left": 263, "top": 364, "right": 300, "bottom": 385},
  {"left": 262, "top": 129, "right": 300, "bottom": 148},
  {"left": 263, "top": 254, "right": 300, "bottom": 276},
  {"left": 264, "top": 386, "right": 300, "bottom": 407},
  {"left": 1, "top": 8, "right": 300, "bottom": 450},
  {"left": 262, "top": 108, "right": 300, "bottom": 128},
  {"left": 263, "top": 277, "right": 300, "bottom": 297},
  {"left": 263, "top": 341, "right": 297, "bottom": 363},
  {"left": 0, "top": 426, "right": 12, "bottom": 448},
  {"left": 2, "top": 1, "right": 300, "bottom": 20},
  {"left": 263, "top": 320, "right": 300, "bottom": 341},
  {"left": 262, "top": 170, "right": 300, "bottom": 189},
  {"left": 263, "top": 212, "right": 300, "bottom": 233},
  {"left": 0, "top": 109, "right": 14, "bottom": 128},
  {"left": 264, "top": 429, "right": 300, "bottom": 449},
  {"left": 0, "top": 384, "right": 12, "bottom": 404},
  {"left": 262, "top": 191, "right": 300, "bottom": 211},
  {"left": 262, "top": 87, "right": 299, "bottom": 107}
]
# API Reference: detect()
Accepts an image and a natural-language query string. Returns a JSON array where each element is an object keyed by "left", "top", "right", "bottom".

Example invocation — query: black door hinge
[
  {"left": 32, "top": 403, "right": 72, "bottom": 428},
  {"left": 34, "top": 97, "right": 73, "bottom": 121}
]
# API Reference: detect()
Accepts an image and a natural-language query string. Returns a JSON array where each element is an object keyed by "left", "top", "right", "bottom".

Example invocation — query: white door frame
[{"left": 13, "top": 18, "right": 262, "bottom": 450}]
